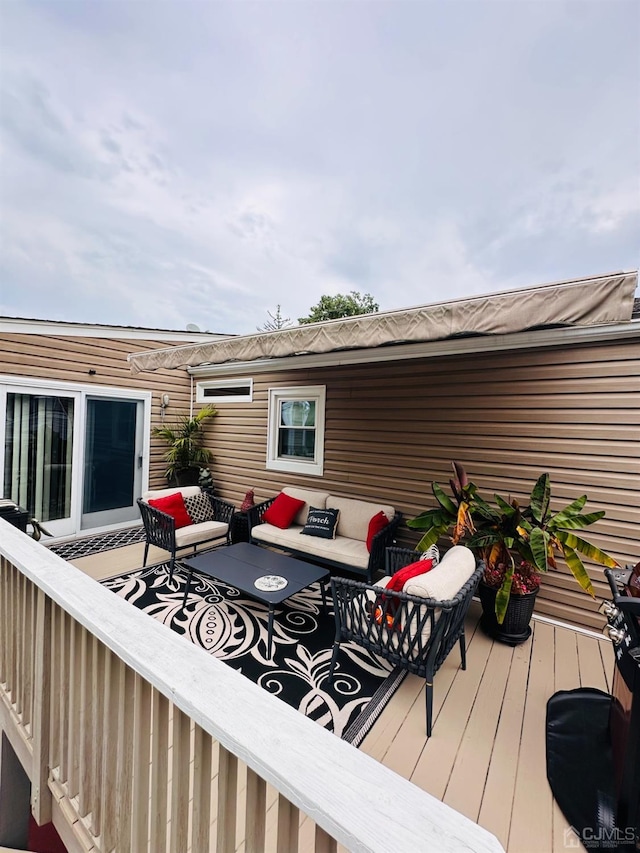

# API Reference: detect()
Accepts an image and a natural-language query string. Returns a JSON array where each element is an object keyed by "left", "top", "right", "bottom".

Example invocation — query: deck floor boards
[
  {"left": 409, "top": 623, "right": 493, "bottom": 802},
  {"left": 69, "top": 542, "right": 614, "bottom": 853},
  {"left": 443, "top": 638, "right": 513, "bottom": 822},
  {"left": 478, "top": 638, "right": 531, "bottom": 850},
  {"left": 508, "top": 621, "right": 556, "bottom": 852}
]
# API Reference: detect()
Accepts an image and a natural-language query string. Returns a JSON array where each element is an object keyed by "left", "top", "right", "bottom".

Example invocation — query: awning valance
[{"left": 128, "top": 271, "right": 638, "bottom": 374}]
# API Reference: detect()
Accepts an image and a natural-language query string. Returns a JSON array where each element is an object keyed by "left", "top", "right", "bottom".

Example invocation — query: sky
[{"left": 0, "top": 1, "right": 638, "bottom": 336}]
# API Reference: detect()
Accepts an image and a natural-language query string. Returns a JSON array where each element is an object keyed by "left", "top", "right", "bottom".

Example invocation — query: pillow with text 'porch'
[
  {"left": 366, "top": 511, "right": 390, "bottom": 552},
  {"left": 148, "top": 493, "right": 192, "bottom": 529},
  {"left": 301, "top": 507, "right": 340, "bottom": 539},
  {"left": 184, "top": 493, "right": 215, "bottom": 524},
  {"left": 262, "top": 492, "right": 305, "bottom": 529}
]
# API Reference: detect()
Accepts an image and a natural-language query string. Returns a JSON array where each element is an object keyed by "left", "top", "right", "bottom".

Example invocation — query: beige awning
[{"left": 128, "top": 271, "right": 638, "bottom": 374}]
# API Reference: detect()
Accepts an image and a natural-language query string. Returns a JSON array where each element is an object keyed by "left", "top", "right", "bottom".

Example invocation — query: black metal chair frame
[
  {"left": 137, "top": 494, "right": 235, "bottom": 582},
  {"left": 329, "top": 546, "right": 484, "bottom": 736},
  {"left": 248, "top": 496, "right": 403, "bottom": 583}
]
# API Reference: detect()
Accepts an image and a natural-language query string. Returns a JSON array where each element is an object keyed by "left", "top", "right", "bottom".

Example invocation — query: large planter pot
[
  {"left": 478, "top": 582, "right": 539, "bottom": 646},
  {"left": 174, "top": 467, "right": 202, "bottom": 487}
]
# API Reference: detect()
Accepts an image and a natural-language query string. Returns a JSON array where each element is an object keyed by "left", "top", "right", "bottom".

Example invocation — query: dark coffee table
[{"left": 181, "top": 543, "right": 330, "bottom": 657}]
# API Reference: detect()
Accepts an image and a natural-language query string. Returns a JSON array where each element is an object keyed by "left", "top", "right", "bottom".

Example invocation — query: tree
[
  {"left": 257, "top": 305, "right": 291, "bottom": 332},
  {"left": 298, "top": 291, "right": 379, "bottom": 324}
]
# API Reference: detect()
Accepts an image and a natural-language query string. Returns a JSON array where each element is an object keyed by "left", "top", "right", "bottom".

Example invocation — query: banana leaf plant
[
  {"left": 407, "top": 463, "right": 619, "bottom": 624},
  {"left": 407, "top": 461, "right": 478, "bottom": 550},
  {"left": 152, "top": 405, "right": 217, "bottom": 481}
]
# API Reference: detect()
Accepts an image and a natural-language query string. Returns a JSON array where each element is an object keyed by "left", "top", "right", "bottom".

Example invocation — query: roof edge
[{"left": 0, "top": 316, "right": 230, "bottom": 342}]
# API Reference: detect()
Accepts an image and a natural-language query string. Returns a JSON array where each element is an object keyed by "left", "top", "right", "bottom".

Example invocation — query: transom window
[
  {"left": 196, "top": 378, "right": 253, "bottom": 403},
  {"left": 266, "top": 386, "right": 325, "bottom": 477}
]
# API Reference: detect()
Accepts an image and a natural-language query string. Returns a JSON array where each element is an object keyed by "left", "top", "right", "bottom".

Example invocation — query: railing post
[
  {"left": 217, "top": 745, "right": 238, "bottom": 853},
  {"left": 276, "top": 796, "right": 299, "bottom": 853},
  {"left": 31, "top": 589, "right": 52, "bottom": 825}
]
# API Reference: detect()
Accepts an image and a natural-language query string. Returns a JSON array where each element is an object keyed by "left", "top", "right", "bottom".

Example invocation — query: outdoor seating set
[{"left": 137, "top": 484, "right": 483, "bottom": 733}]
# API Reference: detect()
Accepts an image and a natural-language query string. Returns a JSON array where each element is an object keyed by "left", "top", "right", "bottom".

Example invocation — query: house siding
[
  {"left": 0, "top": 333, "right": 192, "bottom": 486},
  {"left": 202, "top": 336, "right": 640, "bottom": 631}
]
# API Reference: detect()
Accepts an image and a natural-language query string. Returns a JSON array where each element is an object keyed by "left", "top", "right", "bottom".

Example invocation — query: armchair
[
  {"left": 329, "top": 545, "right": 484, "bottom": 736},
  {"left": 137, "top": 486, "right": 234, "bottom": 582}
]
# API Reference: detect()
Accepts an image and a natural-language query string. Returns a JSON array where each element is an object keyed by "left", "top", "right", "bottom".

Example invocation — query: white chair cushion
[
  {"left": 174, "top": 520, "right": 228, "bottom": 548},
  {"left": 143, "top": 486, "right": 201, "bottom": 502},
  {"left": 403, "top": 546, "right": 476, "bottom": 599}
]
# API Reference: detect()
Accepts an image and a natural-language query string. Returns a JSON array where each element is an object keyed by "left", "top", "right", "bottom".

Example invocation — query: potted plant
[
  {"left": 152, "top": 405, "right": 217, "bottom": 486},
  {"left": 407, "top": 462, "right": 618, "bottom": 644}
]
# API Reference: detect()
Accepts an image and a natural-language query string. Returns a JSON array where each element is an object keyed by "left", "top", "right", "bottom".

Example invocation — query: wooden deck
[{"left": 71, "top": 540, "right": 614, "bottom": 853}]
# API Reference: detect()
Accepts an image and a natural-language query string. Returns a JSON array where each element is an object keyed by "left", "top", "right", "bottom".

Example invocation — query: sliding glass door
[
  {"left": 2, "top": 385, "right": 148, "bottom": 538},
  {"left": 3, "top": 392, "right": 76, "bottom": 536},
  {"left": 81, "top": 397, "right": 144, "bottom": 529}
]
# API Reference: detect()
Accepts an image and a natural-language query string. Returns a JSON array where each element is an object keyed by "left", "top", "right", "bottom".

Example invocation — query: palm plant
[
  {"left": 407, "top": 463, "right": 618, "bottom": 623},
  {"left": 152, "top": 405, "right": 217, "bottom": 482}
]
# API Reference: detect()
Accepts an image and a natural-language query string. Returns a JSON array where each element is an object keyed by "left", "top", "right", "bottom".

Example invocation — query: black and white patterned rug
[
  {"left": 49, "top": 526, "right": 146, "bottom": 560},
  {"left": 103, "top": 562, "right": 405, "bottom": 745}
]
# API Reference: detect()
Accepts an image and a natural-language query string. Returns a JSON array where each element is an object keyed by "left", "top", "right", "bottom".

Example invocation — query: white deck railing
[{"left": 0, "top": 519, "right": 503, "bottom": 853}]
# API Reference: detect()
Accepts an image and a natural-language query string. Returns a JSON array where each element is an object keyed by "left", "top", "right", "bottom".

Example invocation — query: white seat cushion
[
  {"left": 174, "top": 520, "right": 228, "bottom": 548},
  {"left": 251, "top": 523, "right": 370, "bottom": 569}
]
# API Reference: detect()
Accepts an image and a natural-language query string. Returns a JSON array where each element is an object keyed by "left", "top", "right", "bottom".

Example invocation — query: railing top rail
[{"left": 1, "top": 520, "right": 503, "bottom": 852}]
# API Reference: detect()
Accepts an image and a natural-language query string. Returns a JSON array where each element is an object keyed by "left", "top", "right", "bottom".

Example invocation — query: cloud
[{"left": 0, "top": 0, "right": 638, "bottom": 334}]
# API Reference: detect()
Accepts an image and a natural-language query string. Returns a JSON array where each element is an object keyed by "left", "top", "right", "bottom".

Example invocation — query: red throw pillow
[
  {"left": 370, "top": 558, "right": 435, "bottom": 630},
  {"left": 386, "top": 559, "right": 434, "bottom": 594},
  {"left": 148, "top": 493, "right": 193, "bottom": 529},
  {"left": 262, "top": 492, "right": 305, "bottom": 529},
  {"left": 366, "top": 511, "right": 390, "bottom": 552}
]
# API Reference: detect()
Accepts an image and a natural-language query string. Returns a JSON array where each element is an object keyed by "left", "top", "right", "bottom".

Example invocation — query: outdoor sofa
[{"left": 248, "top": 485, "right": 402, "bottom": 583}]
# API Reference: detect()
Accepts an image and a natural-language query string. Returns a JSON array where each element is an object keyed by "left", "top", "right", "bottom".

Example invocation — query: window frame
[{"left": 266, "top": 386, "right": 326, "bottom": 477}]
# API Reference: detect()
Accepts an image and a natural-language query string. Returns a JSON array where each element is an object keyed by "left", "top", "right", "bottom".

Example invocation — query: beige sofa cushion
[
  {"left": 328, "top": 496, "right": 395, "bottom": 542},
  {"left": 282, "top": 486, "right": 330, "bottom": 526}
]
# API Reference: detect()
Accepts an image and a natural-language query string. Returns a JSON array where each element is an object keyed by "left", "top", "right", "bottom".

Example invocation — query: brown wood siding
[
  {"left": 203, "top": 336, "right": 640, "bottom": 631},
  {"left": 0, "top": 333, "right": 192, "bottom": 487}
]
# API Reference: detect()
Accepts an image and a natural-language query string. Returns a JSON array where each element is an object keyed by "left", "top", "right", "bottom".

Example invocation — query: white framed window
[
  {"left": 267, "top": 386, "right": 326, "bottom": 477},
  {"left": 196, "top": 378, "right": 253, "bottom": 403}
]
